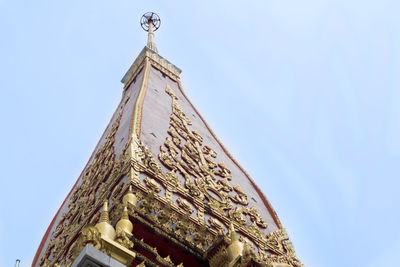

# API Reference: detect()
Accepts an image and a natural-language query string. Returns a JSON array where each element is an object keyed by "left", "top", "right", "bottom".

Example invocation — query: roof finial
[
  {"left": 95, "top": 200, "right": 116, "bottom": 240},
  {"left": 141, "top": 12, "right": 161, "bottom": 53}
]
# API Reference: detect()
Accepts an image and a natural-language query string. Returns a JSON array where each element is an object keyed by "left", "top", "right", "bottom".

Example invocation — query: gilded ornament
[
  {"left": 116, "top": 206, "right": 133, "bottom": 236},
  {"left": 176, "top": 197, "right": 194, "bottom": 214},
  {"left": 39, "top": 107, "right": 127, "bottom": 265},
  {"left": 193, "top": 225, "right": 208, "bottom": 248},
  {"left": 247, "top": 206, "right": 268, "bottom": 228},
  {"left": 164, "top": 170, "right": 181, "bottom": 188},
  {"left": 122, "top": 185, "right": 138, "bottom": 206},
  {"left": 95, "top": 201, "right": 116, "bottom": 241},
  {"left": 157, "top": 202, "right": 173, "bottom": 226},
  {"left": 208, "top": 217, "right": 225, "bottom": 235},
  {"left": 143, "top": 177, "right": 162, "bottom": 193},
  {"left": 115, "top": 228, "right": 134, "bottom": 249},
  {"left": 229, "top": 207, "right": 247, "bottom": 226},
  {"left": 175, "top": 215, "right": 190, "bottom": 238},
  {"left": 227, "top": 224, "right": 244, "bottom": 262},
  {"left": 139, "top": 192, "right": 156, "bottom": 215}
]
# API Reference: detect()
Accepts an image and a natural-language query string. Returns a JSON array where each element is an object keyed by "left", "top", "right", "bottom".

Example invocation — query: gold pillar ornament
[
  {"left": 95, "top": 201, "right": 116, "bottom": 240},
  {"left": 115, "top": 205, "right": 134, "bottom": 249},
  {"left": 116, "top": 206, "right": 133, "bottom": 235},
  {"left": 227, "top": 223, "right": 243, "bottom": 263},
  {"left": 122, "top": 185, "right": 137, "bottom": 206}
]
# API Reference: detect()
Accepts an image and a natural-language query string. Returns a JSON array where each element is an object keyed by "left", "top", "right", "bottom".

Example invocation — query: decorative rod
[
  {"left": 15, "top": 259, "right": 21, "bottom": 267},
  {"left": 140, "top": 12, "right": 161, "bottom": 53}
]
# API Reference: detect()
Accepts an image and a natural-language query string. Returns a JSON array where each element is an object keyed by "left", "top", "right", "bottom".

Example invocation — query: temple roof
[{"left": 33, "top": 16, "right": 302, "bottom": 267}]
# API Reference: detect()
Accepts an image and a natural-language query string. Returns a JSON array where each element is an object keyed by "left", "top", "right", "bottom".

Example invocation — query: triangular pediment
[{"left": 33, "top": 47, "right": 302, "bottom": 267}]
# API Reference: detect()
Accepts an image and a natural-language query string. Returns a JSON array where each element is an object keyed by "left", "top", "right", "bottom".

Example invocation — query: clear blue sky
[{"left": 1, "top": 1, "right": 399, "bottom": 266}]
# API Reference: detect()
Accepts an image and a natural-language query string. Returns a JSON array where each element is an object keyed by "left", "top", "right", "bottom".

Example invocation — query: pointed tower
[{"left": 33, "top": 13, "right": 303, "bottom": 267}]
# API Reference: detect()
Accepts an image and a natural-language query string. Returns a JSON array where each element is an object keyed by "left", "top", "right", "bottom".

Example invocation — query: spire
[
  {"left": 100, "top": 200, "right": 110, "bottom": 224},
  {"left": 122, "top": 185, "right": 137, "bottom": 206},
  {"left": 116, "top": 205, "right": 133, "bottom": 235},
  {"left": 140, "top": 12, "right": 161, "bottom": 53},
  {"left": 229, "top": 223, "right": 238, "bottom": 242},
  {"left": 227, "top": 223, "right": 243, "bottom": 262},
  {"left": 95, "top": 200, "right": 116, "bottom": 240}
]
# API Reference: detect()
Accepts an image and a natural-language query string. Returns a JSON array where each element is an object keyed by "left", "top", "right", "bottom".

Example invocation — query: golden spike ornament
[
  {"left": 116, "top": 206, "right": 133, "bottom": 235},
  {"left": 227, "top": 223, "right": 243, "bottom": 262},
  {"left": 123, "top": 185, "right": 137, "bottom": 206},
  {"left": 95, "top": 201, "right": 116, "bottom": 240}
]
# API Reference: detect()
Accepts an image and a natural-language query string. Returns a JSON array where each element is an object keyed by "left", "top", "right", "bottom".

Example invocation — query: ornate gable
[{"left": 33, "top": 13, "right": 303, "bottom": 267}]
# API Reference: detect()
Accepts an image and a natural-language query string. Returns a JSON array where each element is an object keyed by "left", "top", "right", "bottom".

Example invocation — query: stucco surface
[{"left": 140, "top": 66, "right": 279, "bottom": 234}]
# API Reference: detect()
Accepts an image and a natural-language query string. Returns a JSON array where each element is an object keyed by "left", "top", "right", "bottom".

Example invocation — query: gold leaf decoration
[{"left": 39, "top": 103, "right": 130, "bottom": 266}]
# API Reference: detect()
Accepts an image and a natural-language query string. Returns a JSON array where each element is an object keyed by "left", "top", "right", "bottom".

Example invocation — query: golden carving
[
  {"left": 129, "top": 85, "right": 303, "bottom": 266},
  {"left": 70, "top": 225, "right": 102, "bottom": 262},
  {"left": 156, "top": 202, "right": 173, "bottom": 227},
  {"left": 226, "top": 224, "right": 244, "bottom": 262},
  {"left": 176, "top": 197, "right": 194, "bottom": 214},
  {"left": 69, "top": 201, "right": 137, "bottom": 266},
  {"left": 261, "top": 229, "right": 303, "bottom": 267},
  {"left": 115, "top": 206, "right": 134, "bottom": 249},
  {"left": 130, "top": 59, "right": 152, "bottom": 139},
  {"left": 208, "top": 246, "right": 228, "bottom": 267},
  {"left": 120, "top": 85, "right": 274, "bottom": 255},
  {"left": 39, "top": 101, "right": 131, "bottom": 266},
  {"left": 130, "top": 235, "right": 184, "bottom": 267},
  {"left": 193, "top": 225, "right": 208, "bottom": 248},
  {"left": 208, "top": 217, "right": 225, "bottom": 235},
  {"left": 159, "top": 86, "right": 253, "bottom": 219},
  {"left": 207, "top": 227, "right": 303, "bottom": 267},
  {"left": 115, "top": 228, "right": 134, "bottom": 249},
  {"left": 95, "top": 201, "right": 116, "bottom": 240},
  {"left": 143, "top": 177, "right": 162, "bottom": 193},
  {"left": 175, "top": 215, "right": 191, "bottom": 238},
  {"left": 139, "top": 191, "right": 157, "bottom": 215}
]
